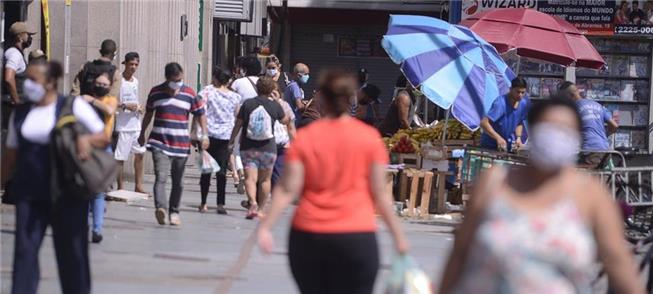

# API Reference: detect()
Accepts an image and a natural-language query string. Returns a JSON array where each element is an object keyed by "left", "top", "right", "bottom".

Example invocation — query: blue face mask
[{"left": 299, "top": 74, "right": 310, "bottom": 84}]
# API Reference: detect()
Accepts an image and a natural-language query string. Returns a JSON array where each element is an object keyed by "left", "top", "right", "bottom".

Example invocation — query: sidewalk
[{"left": 0, "top": 167, "right": 455, "bottom": 293}]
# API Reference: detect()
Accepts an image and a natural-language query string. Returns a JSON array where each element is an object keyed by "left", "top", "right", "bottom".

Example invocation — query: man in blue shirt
[
  {"left": 284, "top": 63, "right": 310, "bottom": 117},
  {"left": 480, "top": 77, "right": 531, "bottom": 151},
  {"left": 559, "top": 81, "right": 618, "bottom": 165}
]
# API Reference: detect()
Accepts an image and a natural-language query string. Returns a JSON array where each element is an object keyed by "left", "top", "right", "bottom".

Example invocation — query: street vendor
[
  {"left": 559, "top": 81, "right": 618, "bottom": 165},
  {"left": 480, "top": 77, "right": 531, "bottom": 151},
  {"left": 379, "top": 76, "right": 417, "bottom": 137}
]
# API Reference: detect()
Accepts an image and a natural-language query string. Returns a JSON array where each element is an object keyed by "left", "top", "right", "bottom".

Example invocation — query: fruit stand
[{"left": 383, "top": 120, "right": 481, "bottom": 217}]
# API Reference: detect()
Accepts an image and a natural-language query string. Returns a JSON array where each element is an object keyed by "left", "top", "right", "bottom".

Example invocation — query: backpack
[
  {"left": 50, "top": 96, "right": 118, "bottom": 201},
  {"left": 246, "top": 99, "right": 274, "bottom": 141},
  {"left": 78, "top": 59, "right": 116, "bottom": 95}
]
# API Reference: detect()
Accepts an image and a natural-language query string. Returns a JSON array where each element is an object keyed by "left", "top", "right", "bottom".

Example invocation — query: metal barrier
[{"left": 589, "top": 167, "right": 653, "bottom": 206}]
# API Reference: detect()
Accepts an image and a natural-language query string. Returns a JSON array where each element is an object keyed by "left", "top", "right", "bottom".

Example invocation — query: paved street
[{"left": 0, "top": 168, "right": 455, "bottom": 294}]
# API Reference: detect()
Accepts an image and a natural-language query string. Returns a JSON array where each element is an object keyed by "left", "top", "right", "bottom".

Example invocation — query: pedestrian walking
[
  {"left": 559, "top": 81, "right": 619, "bottom": 166},
  {"left": 81, "top": 71, "right": 118, "bottom": 243},
  {"left": 229, "top": 77, "right": 288, "bottom": 219},
  {"left": 265, "top": 55, "right": 290, "bottom": 91},
  {"left": 71, "top": 39, "right": 121, "bottom": 97},
  {"left": 257, "top": 69, "right": 408, "bottom": 294},
  {"left": 3, "top": 22, "right": 36, "bottom": 129},
  {"left": 138, "top": 62, "right": 209, "bottom": 226},
  {"left": 257, "top": 70, "right": 408, "bottom": 293},
  {"left": 2, "top": 61, "right": 107, "bottom": 294},
  {"left": 231, "top": 56, "right": 261, "bottom": 100},
  {"left": 284, "top": 63, "right": 310, "bottom": 117},
  {"left": 270, "top": 83, "right": 296, "bottom": 188},
  {"left": 480, "top": 77, "right": 531, "bottom": 152},
  {"left": 439, "top": 97, "right": 644, "bottom": 294},
  {"left": 114, "top": 52, "right": 147, "bottom": 193},
  {"left": 198, "top": 67, "right": 242, "bottom": 214}
]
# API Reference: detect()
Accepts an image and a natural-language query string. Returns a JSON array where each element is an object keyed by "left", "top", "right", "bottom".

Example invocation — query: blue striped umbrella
[{"left": 382, "top": 15, "right": 515, "bottom": 130}]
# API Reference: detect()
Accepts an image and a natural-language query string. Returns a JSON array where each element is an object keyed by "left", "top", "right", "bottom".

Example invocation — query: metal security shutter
[
  {"left": 290, "top": 24, "right": 402, "bottom": 117},
  {"left": 240, "top": 0, "right": 267, "bottom": 37},
  {"left": 214, "top": 0, "right": 253, "bottom": 21}
]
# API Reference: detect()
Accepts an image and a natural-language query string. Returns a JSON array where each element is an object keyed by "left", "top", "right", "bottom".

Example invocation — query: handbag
[{"left": 50, "top": 96, "right": 118, "bottom": 201}]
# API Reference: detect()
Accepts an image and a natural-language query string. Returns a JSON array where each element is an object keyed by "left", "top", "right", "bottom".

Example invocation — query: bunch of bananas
[
  {"left": 430, "top": 120, "right": 481, "bottom": 141},
  {"left": 382, "top": 121, "right": 482, "bottom": 152}
]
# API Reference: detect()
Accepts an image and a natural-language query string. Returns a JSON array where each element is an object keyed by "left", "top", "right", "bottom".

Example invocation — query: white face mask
[
  {"left": 168, "top": 80, "right": 183, "bottom": 90},
  {"left": 23, "top": 79, "right": 46, "bottom": 103},
  {"left": 528, "top": 122, "right": 580, "bottom": 171},
  {"left": 266, "top": 69, "right": 278, "bottom": 77}
]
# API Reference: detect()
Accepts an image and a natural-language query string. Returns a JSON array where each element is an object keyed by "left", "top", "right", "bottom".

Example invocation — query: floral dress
[{"left": 454, "top": 195, "right": 597, "bottom": 294}]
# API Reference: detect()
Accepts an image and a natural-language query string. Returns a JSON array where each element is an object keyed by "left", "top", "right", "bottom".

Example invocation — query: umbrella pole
[
  {"left": 423, "top": 96, "right": 429, "bottom": 123},
  {"left": 441, "top": 109, "right": 450, "bottom": 146}
]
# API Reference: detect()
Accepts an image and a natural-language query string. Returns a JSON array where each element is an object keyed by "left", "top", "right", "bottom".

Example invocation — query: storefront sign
[
  {"left": 461, "top": 0, "right": 653, "bottom": 36},
  {"left": 337, "top": 36, "right": 386, "bottom": 58}
]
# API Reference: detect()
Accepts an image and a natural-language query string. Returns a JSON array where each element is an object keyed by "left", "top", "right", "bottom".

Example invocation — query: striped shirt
[{"left": 146, "top": 83, "right": 205, "bottom": 157}]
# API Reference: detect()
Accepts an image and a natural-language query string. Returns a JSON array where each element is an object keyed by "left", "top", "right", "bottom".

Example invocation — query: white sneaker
[{"left": 169, "top": 213, "right": 181, "bottom": 226}]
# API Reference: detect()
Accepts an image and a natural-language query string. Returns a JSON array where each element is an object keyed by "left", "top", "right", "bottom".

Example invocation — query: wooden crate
[{"left": 398, "top": 169, "right": 451, "bottom": 218}]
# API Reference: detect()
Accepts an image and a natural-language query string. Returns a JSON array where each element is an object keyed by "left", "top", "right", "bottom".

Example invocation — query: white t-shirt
[
  {"left": 115, "top": 77, "right": 141, "bottom": 132},
  {"left": 4, "top": 47, "right": 26, "bottom": 74},
  {"left": 6, "top": 98, "right": 105, "bottom": 148},
  {"left": 231, "top": 76, "right": 259, "bottom": 101}
]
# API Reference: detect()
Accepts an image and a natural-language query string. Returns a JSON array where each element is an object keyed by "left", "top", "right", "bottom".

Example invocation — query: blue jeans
[
  {"left": 90, "top": 146, "right": 112, "bottom": 234},
  {"left": 90, "top": 194, "right": 105, "bottom": 234}
]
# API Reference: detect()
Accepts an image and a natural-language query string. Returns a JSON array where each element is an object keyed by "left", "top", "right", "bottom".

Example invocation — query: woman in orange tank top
[{"left": 257, "top": 69, "right": 408, "bottom": 294}]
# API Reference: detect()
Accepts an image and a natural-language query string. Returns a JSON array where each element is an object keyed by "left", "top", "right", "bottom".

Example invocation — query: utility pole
[{"left": 63, "top": 0, "right": 71, "bottom": 94}]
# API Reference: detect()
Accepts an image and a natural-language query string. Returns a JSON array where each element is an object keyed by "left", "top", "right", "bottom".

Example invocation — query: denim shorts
[{"left": 241, "top": 150, "right": 277, "bottom": 170}]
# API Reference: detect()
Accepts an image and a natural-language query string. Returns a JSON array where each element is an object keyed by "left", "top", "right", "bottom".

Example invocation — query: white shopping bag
[
  {"left": 196, "top": 150, "right": 221, "bottom": 174},
  {"left": 385, "top": 255, "right": 433, "bottom": 294}
]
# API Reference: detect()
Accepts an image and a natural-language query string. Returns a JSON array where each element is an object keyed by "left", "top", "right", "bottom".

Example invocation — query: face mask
[
  {"left": 168, "top": 80, "right": 183, "bottom": 90},
  {"left": 528, "top": 122, "right": 580, "bottom": 171},
  {"left": 299, "top": 74, "right": 309, "bottom": 84},
  {"left": 23, "top": 79, "right": 46, "bottom": 103},
  {"left": 93, "top": 85, "right": 110, "bottom": 98},
  {"left": 22, "top": 35, "right": 32, "bottom": 48},
  {"left": 266, "top": 69, "right": 278, "bottom": 77}
]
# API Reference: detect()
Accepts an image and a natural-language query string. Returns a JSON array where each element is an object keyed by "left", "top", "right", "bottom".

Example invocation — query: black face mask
[
  {"left": 22, "top": 35, "right": 32, "bottom": 48},
  {"left": 93, "top": 85, "right": 110, "bottom": 97}
]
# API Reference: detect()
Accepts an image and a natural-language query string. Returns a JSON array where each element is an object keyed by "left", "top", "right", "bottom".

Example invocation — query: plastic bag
[
  {"left": 385, "top": 255, "right": 433, "bottom": 294},
  {"left": 196, "top": 150, "right": 220, "bottom": 174}
]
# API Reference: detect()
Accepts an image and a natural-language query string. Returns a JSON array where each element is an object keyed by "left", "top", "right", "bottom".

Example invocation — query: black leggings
[
  {"left": 288, "top": 229, "right": 379, "bottom": 294},
  {"left": 200, "top": 138, "right": 230, "bottom": 205}
]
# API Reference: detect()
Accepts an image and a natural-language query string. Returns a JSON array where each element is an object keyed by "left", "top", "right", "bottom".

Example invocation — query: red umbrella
[{"left": 460, "top": 8, "right": 605, "bottom": 69}]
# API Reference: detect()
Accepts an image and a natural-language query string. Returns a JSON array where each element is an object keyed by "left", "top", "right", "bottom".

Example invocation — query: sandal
[
  {"left": 198, "top": 204, "right": 208, "bottom": 213},
  {"left": 245, "top": 203, "right": 259, "bottom": 220}
]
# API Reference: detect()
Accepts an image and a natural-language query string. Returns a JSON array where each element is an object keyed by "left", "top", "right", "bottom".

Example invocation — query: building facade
[{"left": 3, "top": 0, "right": 215, "bottom": 174}]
